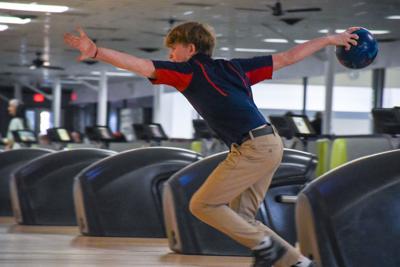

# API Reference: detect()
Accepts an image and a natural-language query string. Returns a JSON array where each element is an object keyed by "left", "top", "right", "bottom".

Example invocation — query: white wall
[
  {"left": 252, "top": 82, "right": 374, "bottom": 134},
  {"left": 157, "top": 87, "right": 196, "bottom": 139}
]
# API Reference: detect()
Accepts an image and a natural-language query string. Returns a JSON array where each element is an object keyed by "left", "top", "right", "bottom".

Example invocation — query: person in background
[
  {"left": 310, "top": 111, "right": 323, "bottom": 135},
  {"left": 70, "top": 131, "right": 83, "bottom": 143},
  {"left": 38, "top": 134, "right": 51, "bottom": 146},
  {"left": 4, "top": 99, "right": 27, "bottom": 150}
]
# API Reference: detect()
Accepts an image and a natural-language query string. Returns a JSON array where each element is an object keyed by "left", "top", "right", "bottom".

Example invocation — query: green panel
[
  {"left": 330, "top": 138, "right": 348, "bottom": 169},
  {"left": 315, "top": 139, "right": 330, "bottom": 177},
  {"left": 191, "top": 141, "right": 202, "bottom": 154}
]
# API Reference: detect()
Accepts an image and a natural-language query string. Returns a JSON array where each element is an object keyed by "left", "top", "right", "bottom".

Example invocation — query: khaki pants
[{"left": 189, "top": 132, "right": 301, "bottom": 267}]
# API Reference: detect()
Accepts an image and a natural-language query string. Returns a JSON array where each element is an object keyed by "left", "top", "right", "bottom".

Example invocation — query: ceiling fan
[
  {"left": 8, "top": 52, "right": 64, "bottom": 70},
  {"left": 236, "top": 0, "right": 322, "bottom": 16}
]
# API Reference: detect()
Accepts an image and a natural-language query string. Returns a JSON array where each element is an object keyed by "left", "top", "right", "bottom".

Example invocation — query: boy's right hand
[
  {"left": 64, "top": 27, "right": 97, "bottom": 61},
  {"left": 328, "top": 27, "right": 360, "bottom": 51}
]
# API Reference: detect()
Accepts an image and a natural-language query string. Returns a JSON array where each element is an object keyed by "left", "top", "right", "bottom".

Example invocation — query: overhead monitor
[
  {"left": 372, "top": 108, "right": 400, "bottom": 134},
  {"left": 269, "top": 114, "right": 316, "bottom": 138},
  {"left": 47, "top": 128, "right": 72, "bottom": 143},
  {"left": 12, "top": 130, "right": 37, "bottom": 144},
  {"left": 133, "top": 123, "right": 168, "bottom": 141},
  {"left": 85, "top": 126, "right": 115, "bottom": 142},
  {"left": 288, "top": 114, "right": 316, "bottom": 137},
  {"left": 94, "top": 126, "right": 114, "bottom": 141}
]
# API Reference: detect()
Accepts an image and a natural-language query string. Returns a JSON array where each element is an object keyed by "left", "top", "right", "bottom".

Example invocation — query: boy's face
[{"left": 168, "top": 43, "right": 196, "bottom": 62}]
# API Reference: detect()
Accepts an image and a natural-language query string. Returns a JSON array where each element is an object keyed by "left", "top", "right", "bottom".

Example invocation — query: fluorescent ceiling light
[
  {"left": 386, "top": 15, "right": 400, "bottom": 19},
  {"left": 0, "top": 15, "right": 31, "bottom": 24},
  {"left": 183, "top": 11, "right": 193, "bottom": 15},
  {"left": 294, "top": 39, "right": 308, "bottom": 44},
  {"left": 263, "top": 38, "right": 288, "bottom": 43},
  {"left": 0, "top": 24, "right": 8, "bottom": 31},
  {"left": 368, "top": 30, "right": 390, "bottom": 34},
  {"left": 319, "top": 28, "right": 390, "bottom": 35},
  {"left": 220, "top": 47, "right": 230, "bottom": 51},
  {"left": 235, "top": 48, "right": 276, "bottom": 53},
  {"left": 0, "top": 2, "right": 69, "bottom": 13},
  {"left": 91, "top": 71, "right": 135, "bottom": 77}
]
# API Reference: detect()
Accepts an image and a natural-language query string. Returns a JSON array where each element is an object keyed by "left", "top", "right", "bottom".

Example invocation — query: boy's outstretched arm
[
  {"left": 272, "top": 27, "right": 360, "bottom": 71},
  {"left": 64, "top": 27, "right": 156, "bottom": 78}
]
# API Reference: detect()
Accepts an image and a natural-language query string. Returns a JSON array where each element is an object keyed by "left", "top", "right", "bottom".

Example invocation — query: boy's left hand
[{"left": 328, "top": 27, "right": 360, "bottom": 50}]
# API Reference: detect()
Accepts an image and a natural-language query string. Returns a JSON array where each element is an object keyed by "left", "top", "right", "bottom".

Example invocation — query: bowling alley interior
[{"left": 0, "top": 1, "right": 399, "bottom": 267}]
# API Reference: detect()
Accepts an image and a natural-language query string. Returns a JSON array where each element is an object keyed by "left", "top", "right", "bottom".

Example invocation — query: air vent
[
  {"left": 82, "top": 59, "right": 98, "bottom": 65},
  {"left": 12, "top": 14, "right": 38, "bottom": 19},
  {"left": 138, "top": 47, "right": 160, "bottom": 53}
]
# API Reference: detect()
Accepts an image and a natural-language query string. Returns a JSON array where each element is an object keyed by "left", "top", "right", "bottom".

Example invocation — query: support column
[
  {"left": 14, "top": 83, "right": 22, "bottom": 101},
  {"left": 52, "top": 78, "right": 62, "bottom": 127},
  {"left": 302, "top": 77, "right": 308, "bottom": 115},
  {"left": 323, "top": 35, "right": 336, "bottom": 135},
  {"left": 153, "top": 85, "right": 163, "bottom": 123},
  {"left": 97, "top": 69, "right": 108, "bottom": 126},
  {"left": 372, "top": 68, "right": 385, "bottom": 108}
]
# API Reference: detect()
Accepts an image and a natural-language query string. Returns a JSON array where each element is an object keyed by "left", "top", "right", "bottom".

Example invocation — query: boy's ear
[{"left": 188, "top": 43, "right": 197, "bottom": 55}]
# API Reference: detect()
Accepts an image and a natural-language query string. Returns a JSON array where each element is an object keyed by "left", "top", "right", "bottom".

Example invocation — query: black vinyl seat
[
  {"left": 163, "top": 149, "right": 317, "bottom": 256},
  {"left": 296, "top": 149, "right": 400, "bottom": 267},
  {"left": 11, "top": 149, "right": 115, "bottom": 225},
  {"left": 0, "top": 148, "right": 53, "bottom": 216},
  {"left": 74, "top": 147, "right": 202, "bottom": 237}
]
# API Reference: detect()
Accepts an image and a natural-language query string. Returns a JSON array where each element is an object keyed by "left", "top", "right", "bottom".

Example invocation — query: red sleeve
[
  {"left": 148, "top": 61, "right": 193, "bottom": 92},
  {"left": 230, "top": 55, "right": 273, "bottom": 85}
]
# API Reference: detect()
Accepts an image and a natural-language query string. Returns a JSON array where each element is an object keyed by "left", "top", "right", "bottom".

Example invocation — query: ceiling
[{"left": 0, "top": 0, "right": 400, "bottom": 87}]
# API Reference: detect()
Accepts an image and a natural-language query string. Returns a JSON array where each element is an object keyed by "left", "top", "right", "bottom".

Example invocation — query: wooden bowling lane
[{"left": 0, "top": 218, "right": 251, "bottom": 267}]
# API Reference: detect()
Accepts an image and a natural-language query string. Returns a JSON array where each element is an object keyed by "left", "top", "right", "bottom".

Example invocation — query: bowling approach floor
[{"left": 0, "top": 217, "right": 251, "bottom": 267}]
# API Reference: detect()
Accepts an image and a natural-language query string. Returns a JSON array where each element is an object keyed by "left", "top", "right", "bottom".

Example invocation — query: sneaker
[{"left": 252, "top": 238, "right": 287, "bottom": 267}]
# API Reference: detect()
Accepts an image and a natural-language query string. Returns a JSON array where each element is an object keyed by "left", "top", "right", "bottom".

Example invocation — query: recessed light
[
  {"left": 319, "top": 28, "right": 389, "bottom": 35},
  {"left": 0, "top": 24, "right": 8, "bottom": 31},
  {"left": 0, "top": 2, "right": 69, "bottom": 13},
  {"left": 0, "top": 16, "right": 31, "bottom": 24},
  {"left": 294, "top": 40, "right": 308, "bottom": 44},
  {"left": 263, "top": 38, "right": 288, "bottom": 43},
  {"left": 386, "top": 15, "right": 400, "bottom": 19},
  {"left": 91, "top": 71, "right": 135, "bottom": 77}
]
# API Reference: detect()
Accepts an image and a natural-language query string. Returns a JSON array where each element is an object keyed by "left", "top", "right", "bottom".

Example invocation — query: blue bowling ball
[{"left": 336, "top": 28, "right": 378, "bottom": 69}]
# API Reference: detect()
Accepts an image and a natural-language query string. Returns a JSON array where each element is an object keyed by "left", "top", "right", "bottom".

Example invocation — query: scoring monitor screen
[
  {"left": 57, "top": 128, "right": 71, "bottom": 142},
  {"left": 96, "top": 126, "right": 113, "bottom": 140},
  {"left": 18, "top": 130, "right": 37, "bottom": 142},
  {"left": 148, "top": 124, "right": 163, "bottom": 139},
  {"left": 291, "top": 116, "right": 311, "bottom": 134}
]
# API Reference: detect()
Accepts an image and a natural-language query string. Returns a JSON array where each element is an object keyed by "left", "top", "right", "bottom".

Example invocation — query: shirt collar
[{"left": 191, "top": 52, "right": 213, "bottom": 62}]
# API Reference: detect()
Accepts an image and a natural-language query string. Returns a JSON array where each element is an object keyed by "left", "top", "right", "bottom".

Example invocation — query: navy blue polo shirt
[{"left": 149, "top": 53, "right": 274, "bottom": 147}]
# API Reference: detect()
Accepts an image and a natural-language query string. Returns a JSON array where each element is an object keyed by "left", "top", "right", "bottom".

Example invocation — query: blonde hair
[{"left": 165, "top": 22, "right": 216, "bottom": 57}]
